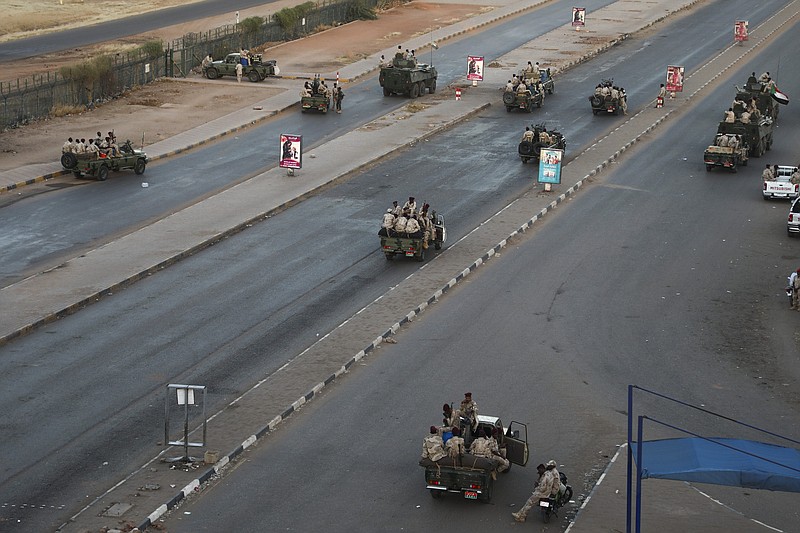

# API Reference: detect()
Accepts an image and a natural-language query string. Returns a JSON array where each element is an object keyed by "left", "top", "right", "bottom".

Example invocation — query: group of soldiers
[
  {"left": 593, "top": 80, "right": 628, "bottom": 114},
  {"left": 420, "top": 393, "right": 510, "bottom": 479},
  {"left": 521, "top": 124, "right": 555, "bottom": 145},
  {"left": 712, "top": 133, "right": 743, "bottom": 150},
  {"left": 724, "top": 73, "right": 778, "bottom": 125},
  {"left": 300, "top": 75, "right": 344, "bottom": 113},
  {"left": 761, "top": 164, "right": 800, "bottom": 183},
  {"left": 62, "top": 131, "right": 120, "bottom": 158},
  {"left": 379, "top": 46, "right": 418, "bottom": 68},
  {"left": 503, "top": 61, "right": 547, "bottom": 98},
  {"left": 379, "top": 196, "right": 436, "bottom": 248}
]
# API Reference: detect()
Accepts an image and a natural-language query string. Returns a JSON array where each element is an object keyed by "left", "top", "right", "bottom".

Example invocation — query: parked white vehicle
[
  {"left": 763, "top": 165, "right": 798, "bottom": 200},
  {"left": 787, "top": 196, "right": 800, "bottom": 236}
]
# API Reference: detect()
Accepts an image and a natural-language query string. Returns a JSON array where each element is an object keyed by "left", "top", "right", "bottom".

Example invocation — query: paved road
[
  {"left": 162, "top": 18, "right": 800, "bottom": 533},
  {"left": 0, "top": 0, "right": 281, "bottom": 62},
  {"left": 1, "top": 0, "right": 797, "bottom": 531},
  {"left": 0, "top": 0, "right": 626, "bottom": 288}
]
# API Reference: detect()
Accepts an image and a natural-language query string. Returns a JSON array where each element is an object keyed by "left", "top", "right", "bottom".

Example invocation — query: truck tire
[
  {"left": 73, "top": 170, "right": 82, "bottom": 178},
  {"left": 429, "top": 80, "right": 436, "bottom": 93},
  {"left": 248, "top": 70, "right": 260, "bottom": 83},
  {"left": 96, "top": 164, "right": 109, "bottom": 181},
  {"left": 61, "top": 152, "right": 77, "bottom": 169},
  {"left": 206, "top": 67, "right": 218, "bottom": 80},
  {"left": 385, "top": 253, "right": 394, "bottom": 260},
  {"left": 134, "top": 158, "right": 146, "bottom": 175},
  {"left": 706, "top": 165, "right": 713, "bottom": 172},
  {"left": 435, "top": 241, "right": 442, "bottom": 250},
  {"left": 502, "top": 92, "right": 516, "bottom": 105},
  {"left": 383, "top": 87, "right": 391, "bottom": 97},
  {"left": 592, "top": 109, "right": 599, "bottom": 115},
  {"left": 410, "top": 83, "right": 420, "bottom": 98},
  {"left": 506, "top": 106, "right": 512, "bottom": 112},
  {"left": 416, "top": 248, "right": 425, "bottom": 262},
  {"left": 429, "top": 490, "right": 442, "bottom": 499}
]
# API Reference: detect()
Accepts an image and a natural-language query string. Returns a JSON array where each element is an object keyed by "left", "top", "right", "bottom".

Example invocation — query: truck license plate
[
  {"left": 464, "top": 491, "right": 478, "bottom": 500},
  {"left": 539, "top": 500, "right": 550, "bottom": 508}
]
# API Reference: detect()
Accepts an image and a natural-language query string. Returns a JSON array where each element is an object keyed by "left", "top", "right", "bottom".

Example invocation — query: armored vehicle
[
  {"left": 503, "top": 88, "right": 543, "bottom": 113},
  {"left": 379, "top": 56, "right": 437, "bottom": 98},
  {"left": 518, "top": 124, "right": 566, "bottom": 164},
  {"left": 205, "top": 53, "right": 279, "bottom": 82},
  {"left": 716, "top": 116, "right": 773, "bottom": 157},
  {"left": 703, "top": 133, "right": 748, "bottom": 172},
  {"left": 735, "top": 75, "right": 780, "bottom": 121},
  {"left": 61, "top": 140, "right": 147, "bottom": 181}
]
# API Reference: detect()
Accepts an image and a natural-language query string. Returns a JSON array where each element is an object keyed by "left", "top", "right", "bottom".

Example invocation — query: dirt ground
[{"left": 0, "top": 2, "right": 488, "bottom": 172}]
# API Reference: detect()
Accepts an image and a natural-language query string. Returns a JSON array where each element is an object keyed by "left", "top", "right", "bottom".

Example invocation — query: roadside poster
[
  {"left": 734, "top": 20, "right": 748, "bottom": 42},
  {"left": 279, "top": 134, "right": 302, "bottom": 169},
  {"left": 538, "top": 148, "right": 563, "bottom": 184},
  {"left": 572, "top": 7, "right": 586, "bottom": 27},
  {"left": 467, "top": 56, "right": 484, "bottom": 81},
  {"left": 665, "top": 65, "right": 684, "bottom": 93}
]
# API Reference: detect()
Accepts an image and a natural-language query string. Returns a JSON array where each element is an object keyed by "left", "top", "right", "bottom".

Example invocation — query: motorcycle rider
[{"left": 512, "top": 460, "right": 561, "bottom": 523}]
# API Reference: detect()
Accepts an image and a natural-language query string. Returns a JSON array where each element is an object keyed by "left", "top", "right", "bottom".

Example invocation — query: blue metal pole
[
  {"left": 636, "top": 415, "right": 644, "bottom": 533},
  {"left": 626, "top": 384, "right": 633, "bottom": 533}
]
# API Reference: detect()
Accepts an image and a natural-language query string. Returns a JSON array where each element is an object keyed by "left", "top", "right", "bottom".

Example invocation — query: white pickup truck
[{"left": 763, "top": 165, "right": 799, "bottom": 200}]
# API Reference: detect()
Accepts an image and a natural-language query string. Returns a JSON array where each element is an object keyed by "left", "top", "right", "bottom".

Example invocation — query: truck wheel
[
  {"left": 96, "top": 164, "right": 109, "bottom": 181},
  {"left": 592, "top": 109, "right": 599, "bottom": 115},
  {"left": 383, "top": 87, "right": 391, "bottom": 97},
  {"left": 410, "top": 83, "right": 420, "bottom": 98},
  {"left": 502, "top": 92, "right": 516, "bottom": 105},
  {"left": 506, "top": 106, "right": 512, "bottom": 112},
  {"left": 61, "top": 153, "right": 77, "bottom": 169},
  {"left": 731, "top": 166, "right": 738, "bottom": 173},
  {"left": 416, "top": 249, "right": 425, "bottom": 262},
  {"left": 248, "top": 70, "right": 260, "bottom": 83},
  {"left": 429, "top": 80, "right": 436, "bottom": 94},
  {"left": 385, "top": 253, "right": 394, "bottom": 260},
  {"left": 429, "top": 490, "right": 442, "bottom": 499},
  {"left": 706, "top": 165, "right": 712, "bottom": 172},
  {"left": 134, "top": 158, "right": 146, "bottom": 175},
  {"left": 73, "top": 170, "right": 83, "bottom": 178},
  {"left": 206, "top": 67, "right": 218, "bottom": 80},
  {"left": 418, "top": 82, "right": 426, "bottom": 95},
  {"left": 435, "top": 241, "right": 442, "bottom": 250}
]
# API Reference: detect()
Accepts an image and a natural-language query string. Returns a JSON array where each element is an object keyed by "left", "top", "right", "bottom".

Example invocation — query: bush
[
  {"left": 274, "top": 2, "right": 316, "bottom": 31},
  {"left": 347, "top": 0, "right": 378, "bottom": 20},
  {"left": 138, "top": 40, "right": 164, "bottom": 60},
  {"left": 240, "top": 16, "right": 264, "bottom": 35}
]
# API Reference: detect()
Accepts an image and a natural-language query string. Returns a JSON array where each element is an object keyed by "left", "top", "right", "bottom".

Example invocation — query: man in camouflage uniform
[
  {"left": 62, "top": 137, "right": 74, "bottom": 154},
  {"left": 421, "top": 426, "right": 446, "bottom": 462},
  {"left": 393, "top": 211, "right": 408, "bottom": 234},
  {"left": 381, "top": 209, "right": 395, "bottom": 236},
  {"left": 445, "top": 426, "right": 466, "bottom": 464},
  {"left": 762, "top": 164, "right": 774, "bottom": 181},
  {"left": 460, "top": 392, "right": 478, "bottom": 431},
  {"left": 512, "top": 460, "right": 562, "bottom": 522},
  {"left": 488, "top": 428, "right": 510, "bottom": 473}
]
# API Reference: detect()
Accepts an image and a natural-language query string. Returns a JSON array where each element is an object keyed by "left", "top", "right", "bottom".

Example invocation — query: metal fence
[{"left": 1, "top": 0, "right": 388, "bottom": 130}]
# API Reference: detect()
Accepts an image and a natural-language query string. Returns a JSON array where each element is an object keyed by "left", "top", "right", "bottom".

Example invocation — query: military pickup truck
[
  {"left": 379, "top": 56, "right": 437, "bottom": 98},
  {"left": 519, "top": 124, "right": 567, "bottom": 163},
  {"left": 520, "top": 68, "right": 555, "bottom": 95},
  {"left": 60, "top": 140, "right": 147, "bottom": 181},
  {"left": 205, "top": 53, "right": 279, "bottom": 82},
  {"left": 420, "top": 415, "right": 529, "bottom": 503},
  {"left": 503, "top": 88, "right": 543, "bottom": 113},
  {"left": 763, "top": 165, "right": 798, "bottom": 200},
  {"left": 379, "top": 212, "right": 446, "bottom": 262},
  {"left": 703, "top": 133, "right": 749, "bottom": 172},
  {"left": 716, "top": 116, "right": 773, "bottom": 157}
]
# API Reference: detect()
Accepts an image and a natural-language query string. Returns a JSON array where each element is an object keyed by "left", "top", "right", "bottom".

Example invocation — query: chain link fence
[{"left": 1, "top": 0, "right": 389, "bottom": 130}]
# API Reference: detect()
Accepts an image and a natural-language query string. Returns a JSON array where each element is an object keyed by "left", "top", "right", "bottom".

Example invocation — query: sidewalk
[{"left": 9, "top": 0, "right": 799, "bottom": 530}]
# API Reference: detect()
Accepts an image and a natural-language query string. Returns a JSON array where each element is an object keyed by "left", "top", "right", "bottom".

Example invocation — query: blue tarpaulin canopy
[{"left": 631, "top": 437, "right": 800, "bottom": 493}]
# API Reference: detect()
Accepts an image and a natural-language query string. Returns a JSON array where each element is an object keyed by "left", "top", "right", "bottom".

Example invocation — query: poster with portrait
[
  {"left": 538, "top": 149, "right": 563, "bottom": 184},
  {"left": 467, "top": 56, "right": 484, "bottom": 81},
  {"left": 734, "top": 20, "right": 748, "bottom": 42},
  {"left": 572, "top": 7, "right": 586, "bottom": 27},
  {"left": 279, "top": 134, "right": 302, "bottom": 169},
  {"left": 665, "top": 65, "right": 684, "bottom": 93}
]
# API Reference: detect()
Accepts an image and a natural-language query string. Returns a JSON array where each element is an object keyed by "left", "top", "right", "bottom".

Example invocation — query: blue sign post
[{"left": 538, "top": 148, "right": 563, "bottom": 191}]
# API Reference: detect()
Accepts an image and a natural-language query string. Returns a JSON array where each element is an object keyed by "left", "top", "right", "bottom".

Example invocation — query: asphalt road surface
[
  {"left": 163, "top": 17, "right": 800, "bottom": 533},
  {"left": 0, "top": 0, "right": 626, "bottom": 288},
  {"left": 0, "top": 0, "right": 282, "bottom": 62},
  {"left": 1, "top": 0, "right": 797, "bottom": 531}
]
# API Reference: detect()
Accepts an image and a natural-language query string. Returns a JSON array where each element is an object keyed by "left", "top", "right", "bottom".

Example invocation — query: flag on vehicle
[{"left": 771, "top": 86, "right": 789, "bottom": 105}]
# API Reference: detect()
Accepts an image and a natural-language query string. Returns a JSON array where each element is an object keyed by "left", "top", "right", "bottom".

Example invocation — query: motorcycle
[{"left": 539, "top": 472, "right": 573, "bottom": 523}]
